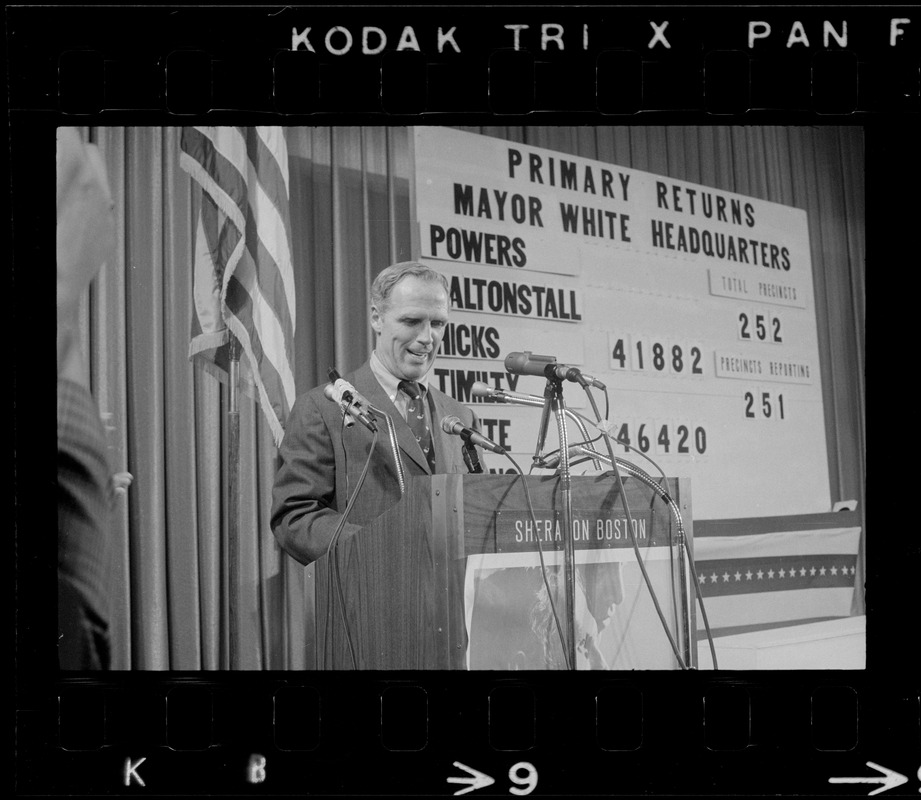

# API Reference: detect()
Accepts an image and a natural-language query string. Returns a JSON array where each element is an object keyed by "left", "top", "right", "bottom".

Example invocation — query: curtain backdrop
[{"left": 84, "top": 126, "right": 865, "bottom": 669}]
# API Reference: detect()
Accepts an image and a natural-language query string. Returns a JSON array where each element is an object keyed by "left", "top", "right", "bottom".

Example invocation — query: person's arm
[
  {"left": 57, "top": 325, "right": 89, "bottom": 387},
  {"left": 57, "top": 127, "right": 115, "bottom": 387},
  {"left": 270, "top": 392, "right": 362, "bottom": 566}
]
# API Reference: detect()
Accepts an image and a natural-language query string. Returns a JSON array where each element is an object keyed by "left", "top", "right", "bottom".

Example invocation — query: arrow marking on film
[
  {"left": 829, "top": 762, "right": 909, "bottom": 796},
  {"left": 447, "top": 761, "right": 496, "bottom": 796}
]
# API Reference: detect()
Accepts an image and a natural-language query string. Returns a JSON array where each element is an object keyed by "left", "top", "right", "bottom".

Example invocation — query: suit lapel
[{"left": 349, "top": 362, "right": 431, "bottom": 474}]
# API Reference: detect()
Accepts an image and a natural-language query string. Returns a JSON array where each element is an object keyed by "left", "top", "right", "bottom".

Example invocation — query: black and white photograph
[
  {"left": 12, "top": 3, "right": 918, "bottom": 797},
  {"left": 52, "top": 123, "right": 866, "bottom": 672}
]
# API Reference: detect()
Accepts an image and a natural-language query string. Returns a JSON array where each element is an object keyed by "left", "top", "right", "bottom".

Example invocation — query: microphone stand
[
  {"left": 542, "top": 369, "right": 578, "bottom": 671},
  {"left": 370, "top": 404, "right": 406, "bottom": 497},
  {"left": 566, "top": 444, "right": 693, "bottom": 668},
  {"left": 531, "top": 377, "right": 556, "bottom": 469},
  {"left": 485, "top": 388, "right": 603, "bottom": 471}
]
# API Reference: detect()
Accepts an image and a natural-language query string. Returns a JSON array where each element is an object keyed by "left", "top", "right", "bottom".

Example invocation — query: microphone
[
  {"left": 441, "top": 415, "right": 507, "bottom": 455},
  {"left": 323, "top": 383, "right": 355, "bottom": 427},
  {"left": 504, "top": 351, "right": 606, "bottom": 389},
  {"left": 326, "top": 368, "right": 378, "bottom": 432},
  {"left": 471, "top": 381, "right": 545, "bottom": 405}
]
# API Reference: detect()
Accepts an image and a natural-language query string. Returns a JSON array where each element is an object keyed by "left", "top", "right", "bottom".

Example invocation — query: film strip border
[
  {"left": 7, "top": 7, "right": 919, "bottom": 116},
  {"left": 18, "top": 676, "right": 921, "bottom": 794}
]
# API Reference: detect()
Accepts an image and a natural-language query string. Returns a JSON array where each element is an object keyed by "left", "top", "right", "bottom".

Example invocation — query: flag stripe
[
  {"left": 245, "top": 126, "right": 292, "bottom": 237},
  {"left": 223, "top": 280, "right": 291, "bottom": 431},
  {"left": 190, "top": 192, "right": 237, "bottom": 344},
  {"left": 698, "top": 588, "right": 856, "bottom": 634},
  {"left": 181, "top": 127, "right": 249, "bottom": 231},
  {"left": 695, "top": 511, "right": 860, "bottom": 536},
  {"left": 201, "top": 189, "right": 244, "bottom": 279},
  {"left": 227, "top": 219, "right": 294, "bottom": 357},
  {"left": 186, "top": 126, "right": 295, "bottom": 341},
  {"left": 194, "top": 124, "right": 296, "bottom": 371},
  {"left": 693, "top": 516, "right": 861, "bottom": 636},
  {"left": 225, "top": 264, "right": 297, "bottom": 409},
  {"left": 242, "top": 127, "right": 297, "bottom": 327},
  {"left": 181, "top": 125, "right": 297, "bottom": 446},
  {"left": 694, "top": 527, "right": 861, "bottom": 560},
  {"left": 696, "top": 554, "right": 857, "bottom": 597},
  {"left": 237, "top": 212, "right": 295, "bottom": 356},
  {"left": 255, "top": 126, "right": 291, "bottom": 188}
]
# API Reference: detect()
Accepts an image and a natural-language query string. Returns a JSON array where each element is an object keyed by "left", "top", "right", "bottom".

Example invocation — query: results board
[{"left": 412, "top": 126, "right": 831, "bottom": 520}]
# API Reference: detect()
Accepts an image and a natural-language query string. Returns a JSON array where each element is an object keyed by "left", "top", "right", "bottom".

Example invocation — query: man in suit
[
  {"left": 271, "top": 262, "right": 479, "bottom": 566},
  {"left": 57, "top": 126, "right": 124, "bottom": 669}
]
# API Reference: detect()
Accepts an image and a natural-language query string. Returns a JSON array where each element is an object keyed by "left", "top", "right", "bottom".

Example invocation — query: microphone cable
[
  {"left": 321, "top": 369, "right": 407, "bottom": 670},
  {"left": 497, "top": 451, "right": 574, "bottom": 671},
  {"left": 565, "top": 406, "right": 720, "bottom": 670},
  {"left": 520, "top": 378, "right": 680, "bottom": 668},
  {"left": 324, "top": 407, "right": 379, "bottom": 670},
  {"left": 576, "top": 385, "right": 689, "bottom": 670}
]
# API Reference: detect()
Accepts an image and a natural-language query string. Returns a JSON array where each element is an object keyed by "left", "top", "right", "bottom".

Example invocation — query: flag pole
[{"left": 227, "top": 332, "right": 241, "bottom": 671}]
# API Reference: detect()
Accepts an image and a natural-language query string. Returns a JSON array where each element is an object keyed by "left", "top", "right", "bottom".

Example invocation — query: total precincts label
[{"left": 709, "top": 266, "right": 806, "bottom": 308}]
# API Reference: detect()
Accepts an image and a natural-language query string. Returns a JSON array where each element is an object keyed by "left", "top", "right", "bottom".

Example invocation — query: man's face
[{"left": 371, "top": 275, "right": 449, "bottom": 381}]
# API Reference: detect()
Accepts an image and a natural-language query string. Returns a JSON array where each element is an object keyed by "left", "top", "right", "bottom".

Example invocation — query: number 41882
[{"left": 611, "top": 337, "right": 704, "bottom": 374}]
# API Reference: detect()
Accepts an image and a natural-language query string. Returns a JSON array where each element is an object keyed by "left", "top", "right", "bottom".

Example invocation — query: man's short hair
[{"left": 370, "top": 261, "right": 450, "bottom": 312}]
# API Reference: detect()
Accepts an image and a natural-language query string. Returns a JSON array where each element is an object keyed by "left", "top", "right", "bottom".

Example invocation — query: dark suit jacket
[
  {"left": 271, "top": 360, "right": 480, "bottom": 565},
  {"left": 58, "top": 377, "right": 114, "bottom": 669}
]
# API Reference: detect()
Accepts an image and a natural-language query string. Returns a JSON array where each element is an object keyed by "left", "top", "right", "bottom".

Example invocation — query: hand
[{"left": 112, "top": 472, "right": 133, "bottom": 496}]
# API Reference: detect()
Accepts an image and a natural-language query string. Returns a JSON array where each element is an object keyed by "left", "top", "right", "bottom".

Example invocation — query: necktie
[{"left": 399, "top": 380, "right": 436, "bottom": 472}]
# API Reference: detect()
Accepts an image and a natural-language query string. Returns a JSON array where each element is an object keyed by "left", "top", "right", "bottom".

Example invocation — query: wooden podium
[{"left": 314, "top": 473, "right": 693, "bottom": 670}]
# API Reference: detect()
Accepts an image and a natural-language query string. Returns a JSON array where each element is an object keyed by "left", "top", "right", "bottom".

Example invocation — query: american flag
[
  {"left": 693, "top": 511, "right": 861, "bottom": 637},
  {"left": 179, "top": 127, "right": 296, "bottom": 446}
]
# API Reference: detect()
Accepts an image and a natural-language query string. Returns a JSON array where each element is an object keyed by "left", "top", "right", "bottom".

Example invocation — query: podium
[{"left": 314, "top": 473, "right": 694, "bottom": 670}]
